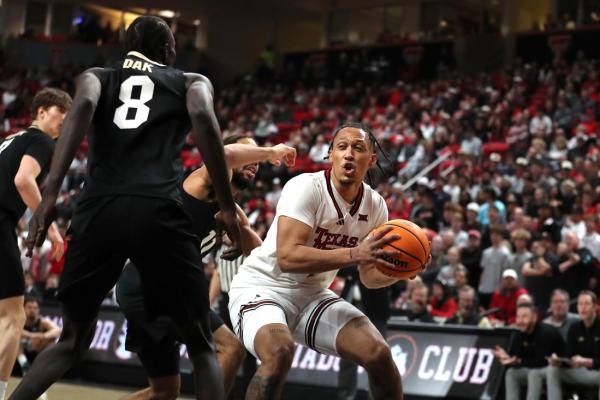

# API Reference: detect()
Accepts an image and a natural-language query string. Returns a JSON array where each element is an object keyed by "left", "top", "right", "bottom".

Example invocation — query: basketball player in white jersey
[{"left": 229, "top": 123, "right": 412, "bottom": 399}]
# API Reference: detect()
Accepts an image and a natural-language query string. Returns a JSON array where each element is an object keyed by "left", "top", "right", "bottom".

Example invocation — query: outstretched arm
[
  {"left": 185, "top": 73, "right": 240, "bottom": 245},
  {"left": 224, "top": 143, "right": 296, "bottom": 170},
  {"left": 183, "top": 142, "right": 295, "bottom": 200},
  {"left": 26, "top": 68, "right": 102, "bottom": 253}
]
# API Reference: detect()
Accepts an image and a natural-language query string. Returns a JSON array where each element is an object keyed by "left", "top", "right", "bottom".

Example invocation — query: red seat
[{"left": 482, "top": 142, "right": 509, "bottom": 154}]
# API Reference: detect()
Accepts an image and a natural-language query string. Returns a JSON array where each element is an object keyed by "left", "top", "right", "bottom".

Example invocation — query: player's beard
[{"left": 231, "top": 170, "right": 251, "bottom": 190}]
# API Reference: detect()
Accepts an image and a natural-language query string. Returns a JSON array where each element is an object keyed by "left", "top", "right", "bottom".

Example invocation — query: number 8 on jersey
[{"left": 113, "top": 75, "right": 155, "bottom": 130}]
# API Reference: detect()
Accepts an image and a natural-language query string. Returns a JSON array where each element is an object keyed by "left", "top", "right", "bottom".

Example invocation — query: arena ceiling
[{"left": 73, "top": 0, "right": 482, "bottom": 17}]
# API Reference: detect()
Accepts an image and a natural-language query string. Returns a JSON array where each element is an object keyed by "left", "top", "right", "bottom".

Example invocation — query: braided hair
[{"left": 327, "top": 122, "right": 392, "bottom": 185}]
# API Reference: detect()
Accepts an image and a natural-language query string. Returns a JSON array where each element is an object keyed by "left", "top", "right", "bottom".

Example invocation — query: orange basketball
[{"left": 371, "top": 219, "right": 430, "bottom": 279}]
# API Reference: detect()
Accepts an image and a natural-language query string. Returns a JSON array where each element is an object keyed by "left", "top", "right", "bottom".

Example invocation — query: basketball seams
[{"left": 384, "top": 221, "right": 428, "bottom": 260}]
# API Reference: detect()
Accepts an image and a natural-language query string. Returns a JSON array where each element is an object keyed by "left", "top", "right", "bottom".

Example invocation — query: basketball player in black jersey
[
  {"left": 20, "top": 297, "right": 61, "bottom": 368},
  {"left": 116, "top": 135, "right": 295, "bottom": 399},
  {"left": 0, "top": 88, "right": 71, "bottom": 400},
  {"left": 10, "top": 16, "right": 241, "bottom": 400}
]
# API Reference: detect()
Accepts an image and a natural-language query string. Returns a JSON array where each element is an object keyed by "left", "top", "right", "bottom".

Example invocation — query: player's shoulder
[
  {"left": 77, "top": 67, "right": 105, "bottom": 81},
  {"left": 183, "top": 72, "right": 213, "bottom": 93},
  {"left": 285, "top": 171, "right": 326, "bottom": 190},
  {"left": 362, "top": 181, "right": 385, "bottom": 205},
  {"left": 26, "top": 127, "right": 53, "bottom": 143}
]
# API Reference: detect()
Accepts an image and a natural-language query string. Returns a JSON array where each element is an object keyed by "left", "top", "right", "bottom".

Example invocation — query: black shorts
[
  {"left": 57, "top": 196, "right": 212, "bottom": 353},
  {"left": 0, "top": 212, "right": 24, "bottom": 300},
  {"left": 125, "top": 310, "right": 224, "bottom": 378}
]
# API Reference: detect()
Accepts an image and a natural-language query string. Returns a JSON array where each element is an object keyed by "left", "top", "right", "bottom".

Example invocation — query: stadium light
[{"left": 158, "top": 10, "right": 175, "bottom": 18}]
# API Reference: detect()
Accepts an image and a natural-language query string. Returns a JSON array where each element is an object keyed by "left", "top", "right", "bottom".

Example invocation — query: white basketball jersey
[{"left": 231, "top": 170, "right": 388, "bottom": 291}]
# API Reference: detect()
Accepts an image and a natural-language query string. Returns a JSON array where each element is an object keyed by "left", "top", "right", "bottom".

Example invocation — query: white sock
[
  {"left": 0, "top": 380, "right": 8, "bottom": 400},
  {"left": 17, "top": 354, "right": 28, "bottom": 366}
]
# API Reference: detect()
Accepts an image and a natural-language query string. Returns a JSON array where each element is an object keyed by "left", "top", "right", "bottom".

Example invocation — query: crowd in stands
[{"left": 2, "top": 39, "right": 600, "bottom": 396}]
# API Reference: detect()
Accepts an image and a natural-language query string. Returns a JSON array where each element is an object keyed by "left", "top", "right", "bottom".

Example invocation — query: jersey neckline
[
  {"left": 323, "top": 169, "right": 364, "bottom": 221},
  {"left": 126, "top": 51, "right": 167, "bottom": 67}
]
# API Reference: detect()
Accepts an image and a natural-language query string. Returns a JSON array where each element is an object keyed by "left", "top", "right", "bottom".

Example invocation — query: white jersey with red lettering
[{"left": 230, "top": 170, "right": 388, "bottom": 292}]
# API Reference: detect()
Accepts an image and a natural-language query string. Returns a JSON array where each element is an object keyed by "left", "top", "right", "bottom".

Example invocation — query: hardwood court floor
[{"left": 7, "top": 377, "right": 194, "bottom": 399}]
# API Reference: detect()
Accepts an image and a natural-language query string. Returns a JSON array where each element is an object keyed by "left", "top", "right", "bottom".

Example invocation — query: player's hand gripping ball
[{"left": 371, "top": 219, "right": 431, "bottom": 279}]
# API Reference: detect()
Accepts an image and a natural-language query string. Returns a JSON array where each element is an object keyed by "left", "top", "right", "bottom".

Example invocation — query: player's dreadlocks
[
  {"left": 327, "top": 122, "right": 392, "bottom": 185},
  {"left": 125, "top": 16, "right": 173, "bottom": 65}
]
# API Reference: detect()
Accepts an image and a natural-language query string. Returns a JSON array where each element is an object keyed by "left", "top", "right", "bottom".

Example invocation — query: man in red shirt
[{"left": 489, "top": 269, "right": 528, "bottom": 326}]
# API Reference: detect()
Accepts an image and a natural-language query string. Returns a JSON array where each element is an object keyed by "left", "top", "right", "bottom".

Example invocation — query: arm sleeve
[
  {"left": 276, "top": 174, "right": 321, "bottom": 229},
  {"left": 25, "top": 135, "right": 54, "bottom": 171}
]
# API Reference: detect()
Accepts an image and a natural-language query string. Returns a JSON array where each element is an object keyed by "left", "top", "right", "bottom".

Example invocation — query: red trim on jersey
[
  {"left": 324, "top": 169, "right": 344, "bottom": 220},
  {"left": 349, "top": 183, "right": 364, "bottom": 217},
  {"left": 324, "top": 169, "right": 365, "bottom": 220}
]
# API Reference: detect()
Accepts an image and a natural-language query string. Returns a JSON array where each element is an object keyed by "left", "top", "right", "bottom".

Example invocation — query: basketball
[{"left": 371, "top": 219, "right": 430, "bottom": 279}]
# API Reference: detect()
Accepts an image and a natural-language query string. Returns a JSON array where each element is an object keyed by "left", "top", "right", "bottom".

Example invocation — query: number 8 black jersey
[{"left": 84, "top": 51, "right": 191, "bottom": 203}]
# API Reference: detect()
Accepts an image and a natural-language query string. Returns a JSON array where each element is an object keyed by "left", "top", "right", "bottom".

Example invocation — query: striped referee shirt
[{"left": 215, "top": 245, "right": 245, "bottom": 293}]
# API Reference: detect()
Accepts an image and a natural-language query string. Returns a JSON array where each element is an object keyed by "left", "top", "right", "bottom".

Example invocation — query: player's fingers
[
  {"left": 370, "top": 225, "right": 394, "bottom": 241},
  {"left": 285, "top": 154, "right": 296, "bottom": 166},
  {"left": 25, "top": 240, "right": 34, "bottom": 257},
  {"left": 35, "top": 226, "right": 46, "bottom": 247},
  {"left": 375, "top": 248, "right": 401, "bottom": 259},
  {"left": 271, "top": 160, "right": 281, "bottom": 167},
  {"left": 372, "top": 233, "right": 400, "bottom": 249},
  {"left": 372, "top": 257, "right": 397, "bottom": 271},
  {"left": 380, "top": 233, "right": 401, "bottom": 244}
]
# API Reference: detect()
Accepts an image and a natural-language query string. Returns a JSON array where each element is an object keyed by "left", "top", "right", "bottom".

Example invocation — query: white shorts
[{"left": 228, "top": 286, "right": 364, "bottom": 358}]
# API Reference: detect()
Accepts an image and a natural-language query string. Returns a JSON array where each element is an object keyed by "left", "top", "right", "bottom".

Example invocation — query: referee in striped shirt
[{"left": 214, "top": 244, "right": 245, "bottom": 297}]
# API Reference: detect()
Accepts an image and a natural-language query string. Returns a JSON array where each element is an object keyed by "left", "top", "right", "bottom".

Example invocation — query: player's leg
[
  {"left": 120, "top": 335, "right": 181, "bottom": 400},
  {"left": 210, "top": 310, "right": 246, "bottom": 394},
  {"left": 9, "top": 318, "right": 98, "bottom": 400},
  {"left": 131, "top": 199, "right": 224, "bottom": 400},
  {"left": 219, "top": 292, "right": 258, "bottom": 396},
  {"left": 229, "top": 289, "right": 295, "bottom": 400},
  {"left": 294, "top": 292, "right": 402, "bottom": 400},
  {"left": 9, "top": 200, "right": 128, "bottom": 400},
  {"left": 0, "top": 297, "right": 25, "bottom": 388},
  {"left": 248, "top": 324, "right": 295, "bottom": 400},
  {"left": 0, "top": 217, "right": 26, "bottom": 397},
  {"left": 336, "top": 317, "right": 402, "bottom": 399},
  {"left": 117, "top": 263, "right": 182, "bottom": 400},
  {"left": 120, "top": 376, "right": 180, "bottom": 400}
]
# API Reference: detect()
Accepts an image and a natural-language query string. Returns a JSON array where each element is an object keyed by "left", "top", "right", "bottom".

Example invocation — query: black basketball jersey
[
  {"left": 0, "top": 127, "right": 55, "bottom": 223},
  {"left": 83, "top": 51, "right": 191, "bottom": 202},
  {"left": 116, "top": 189, "right": 220, "bottom": 306},
  {"left": 181, "top": 190, "right": 220, "bottom": 257},
  {"left": 24, "top": 318, "right": 42, "bottom": 334}
]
